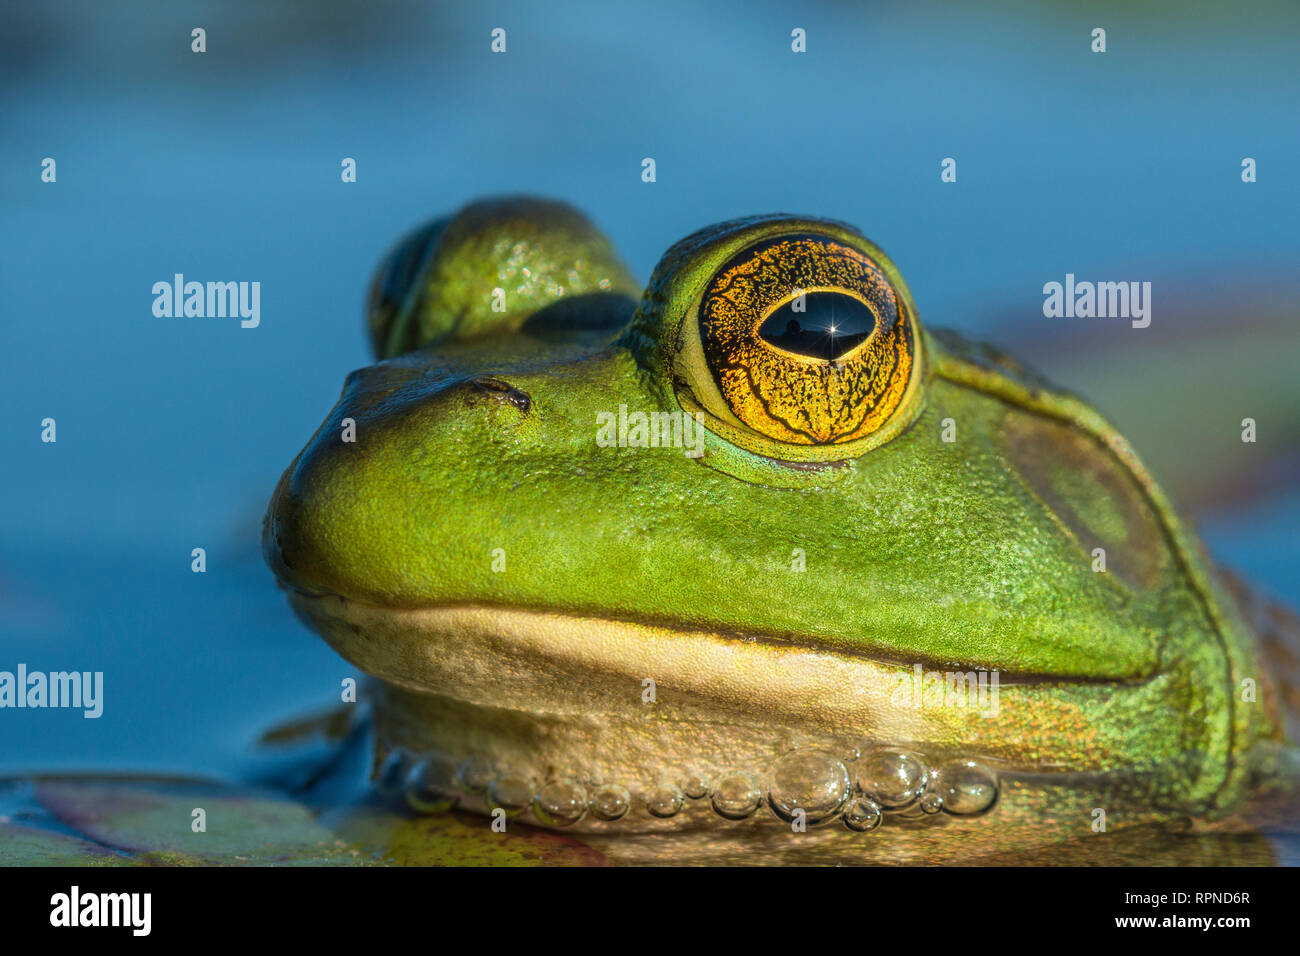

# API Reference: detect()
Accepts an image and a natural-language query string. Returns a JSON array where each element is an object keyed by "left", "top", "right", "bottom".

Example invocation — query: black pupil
[{"left": 757, "top": 292, "right": 877, "bottom": 361}]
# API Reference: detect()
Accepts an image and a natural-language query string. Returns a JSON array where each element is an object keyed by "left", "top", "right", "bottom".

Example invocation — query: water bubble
[
  {"left": 455, "top": 755, "right": 495, "bottom": 795},
  {"left": 533, "top": 778, "right": 587, "bottom": 826},
  {"left": 487, "top": 772, "right": 535, "bottom": 817},
  {"left": 375, "top": 749, "right": 410, "bottom": 796},
  {"left": 405, "top": 754, "right": 460, "bottom": 814},
  {"left": 589, "top": 784, "right": 631, "bottom": 822},
  {"left": 710, "top": 772, "right": 763, "bottom": 820},
  {"left": 646, "top": 783, "right": 685, "bottom": 818},
  {"left": 919, "top": 790, "right": 944, "bottom": 814},
  {"left": 681, "top": 772, "right": 710, "bottom": 800},
  {"left": 855, "top": 748, "right": 930, "bottom": 811},
  {"left": 766, "top": 750, "right": 852, "bottom": 825},
  {"left": 842, "top": 797, "right": 883, "bottom": 832},
  {"left": 936, "top": 761, "right": 999, "bottom": 816}
]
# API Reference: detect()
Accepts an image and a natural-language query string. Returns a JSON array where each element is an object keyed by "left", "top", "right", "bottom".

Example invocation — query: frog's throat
[{"left": 288, "top": 591, "right": 1239, "bottom": 830}]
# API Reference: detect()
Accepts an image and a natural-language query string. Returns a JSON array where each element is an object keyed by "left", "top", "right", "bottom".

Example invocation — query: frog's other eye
[
  {"left": 366, "top": 218, "right": 446, "bottom": 358},
  {"left": 676, "top": 234, "right": 921, "bottom": 449}
]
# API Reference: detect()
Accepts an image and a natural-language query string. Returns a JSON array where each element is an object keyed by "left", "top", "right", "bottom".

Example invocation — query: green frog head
[{"left": 264, "top": 197, "right": 1281, "bottom": 834}]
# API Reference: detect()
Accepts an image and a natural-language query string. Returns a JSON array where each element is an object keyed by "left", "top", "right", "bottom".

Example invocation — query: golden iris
[{"left": 694, "top": 234, "right": 917, "bottom": 445}]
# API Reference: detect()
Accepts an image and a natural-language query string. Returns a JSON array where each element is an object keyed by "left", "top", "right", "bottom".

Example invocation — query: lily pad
[
  {"left": 0, "top": 821, "right": 131, "bottom": 867},
  {"left": 18, "top": 776, "right": 607, "bottom": 865},
  {"left": 34, "top": 777, "right": 359, "bottom": 865}
]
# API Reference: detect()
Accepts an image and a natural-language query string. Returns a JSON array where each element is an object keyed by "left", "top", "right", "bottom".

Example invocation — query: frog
[{"left": 259, "top": 196, "right": 1299, "bottom": 865}]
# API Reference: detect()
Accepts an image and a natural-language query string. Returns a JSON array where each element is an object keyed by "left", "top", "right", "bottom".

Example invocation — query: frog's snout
[
  {"left": 263, "top": 464, "right": 319, "bottom": 599},
  {"left": 262, "top": 364, "right": 537, "bottom": 603}
]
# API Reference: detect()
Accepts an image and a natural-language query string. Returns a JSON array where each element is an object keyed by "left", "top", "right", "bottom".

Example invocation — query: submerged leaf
[
  {"left": 34, "top": 778, "right": 359, "bottom": 865},
  {"left": 0, "top": 821, "right": 132, "bottom": 867}
]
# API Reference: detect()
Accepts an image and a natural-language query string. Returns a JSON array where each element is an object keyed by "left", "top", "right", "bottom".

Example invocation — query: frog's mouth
[{"left": 283, "top": 588, "right": 1186, "bottom": 831}]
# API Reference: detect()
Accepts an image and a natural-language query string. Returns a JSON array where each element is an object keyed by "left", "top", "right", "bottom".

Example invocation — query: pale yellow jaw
[{"left": 287, "top": 591, "right": 1086, "bottom": 832}]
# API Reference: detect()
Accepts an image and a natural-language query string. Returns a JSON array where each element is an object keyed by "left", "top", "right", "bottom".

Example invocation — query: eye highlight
[
  {"left": 689, "top": 234, "right": 919, "bottom": 447},
  {"left": 756, "top": 291, "right": 877, "bottom": 360}
]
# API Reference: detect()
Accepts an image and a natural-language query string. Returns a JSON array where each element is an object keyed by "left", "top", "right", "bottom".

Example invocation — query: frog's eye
[
  {"left": 675, "top": 233, "right": 921, "bottom": 450},
  {"left": 366, "top": 218, "right": 446, "bottom": 358}
]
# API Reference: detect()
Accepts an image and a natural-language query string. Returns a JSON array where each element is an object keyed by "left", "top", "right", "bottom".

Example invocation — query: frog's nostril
[{"left": 468, "top": 376, "right": 531, "bottom": 413}]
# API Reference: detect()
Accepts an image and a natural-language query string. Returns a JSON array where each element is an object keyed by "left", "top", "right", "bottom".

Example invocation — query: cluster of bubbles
[{"left": 378, "top": 746, "right": 999, "bottom": 832}]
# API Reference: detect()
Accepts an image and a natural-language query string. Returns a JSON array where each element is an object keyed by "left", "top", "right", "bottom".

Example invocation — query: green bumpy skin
[{"left": 265, "top": 196, "right": 1283, "bottom": 821}]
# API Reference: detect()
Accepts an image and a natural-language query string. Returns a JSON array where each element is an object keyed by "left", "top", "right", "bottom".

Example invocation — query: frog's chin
[{"left": 286, "top": 590, "right": 1164, "bottom": 830}]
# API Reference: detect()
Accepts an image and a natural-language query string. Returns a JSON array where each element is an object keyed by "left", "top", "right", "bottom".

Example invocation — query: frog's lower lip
[
  {"left": 279, "top": 584, "right": 1131, "bottom": 688},
  {"left": 284, "top": 588, "right": 1152, "bottom": 783}
]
